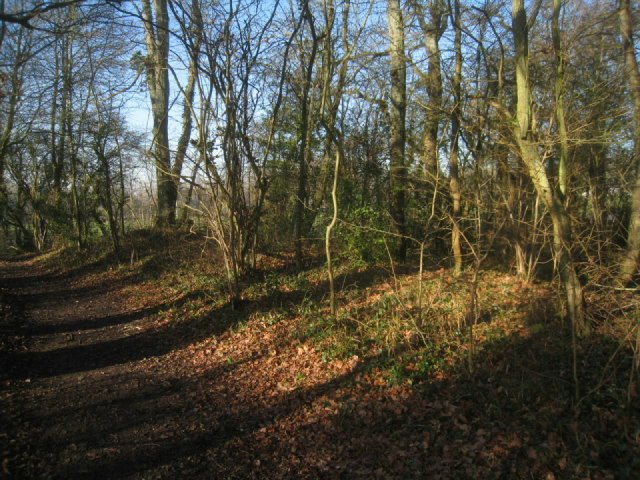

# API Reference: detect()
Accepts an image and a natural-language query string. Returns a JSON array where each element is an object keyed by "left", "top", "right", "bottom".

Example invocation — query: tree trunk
[
  {"left": 552, "top": 0, "right": 569, "bottom": 199},
  {"left": 512, "top": 0, "right": 586, "bottom": 335},
  {"left": 70, "top": 147, "right": 84, "bottom": 248},
  {"left": 326, "top": 150, "right": 340, "bottom": 316},
  {"left": 60, "top": 36, "right": 85, "bottom": 248},
  {"left": 97, "top": 145, "right": 120, "bottom": 257},
  {"left": 413, "top": 0, "right": 445, "bottom": 201},
  {"left": 0, "top": 42, "right": 21, "bottom": 226},
  {"left": 141, "top": 0, "right": 172, "bottom": 227},
  {"left": 450, "top": 0, "right": 463, "bottom": 275},
  {"left": 387, "top": 0, "right": 407, "bottom": 261},
  {"left": 171, "top": 0, "right": 202, "bottom": 224},
  {"left": 619, "top": 0, "right": 640, "bottom": 285},
  {"left": 118, "top": 150, "right": 126, "bottom": 236},
  {"left": 55, "top": 36, "right": 70, "bottom": 200},
  {"left": 179, "top": 156, "right": 200, "bottom": 224},
  {"left": 294, "top": 1, "right": 319, "bottom": 271}
]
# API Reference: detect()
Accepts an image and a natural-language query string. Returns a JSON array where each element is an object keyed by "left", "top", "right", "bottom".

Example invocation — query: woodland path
[
  {"left": 0, "top": 257, "right": 237, "bottom": 479},
  {"left": 2, "top": 256, "right": 632, "bottom": 479},
  {"left": 0, "top": 257, "right": 410, "bottom": 479}
]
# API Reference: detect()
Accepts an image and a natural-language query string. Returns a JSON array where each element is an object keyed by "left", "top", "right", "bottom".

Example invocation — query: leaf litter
[{"left": 0, "top": 244, "right": 638, "bottom": 479}]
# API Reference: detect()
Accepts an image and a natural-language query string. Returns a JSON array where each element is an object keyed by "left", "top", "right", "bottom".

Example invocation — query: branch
[{"left": 1, "top": 0, "right": 90, "bottom": 28}]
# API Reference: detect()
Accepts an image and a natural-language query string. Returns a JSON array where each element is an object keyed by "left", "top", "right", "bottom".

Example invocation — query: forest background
[
  {"left": 3, "top": 0, "right": 640, "bottom": 329},
  {"left": 1, "top": 0, "right": 640, "bottom": 476}
]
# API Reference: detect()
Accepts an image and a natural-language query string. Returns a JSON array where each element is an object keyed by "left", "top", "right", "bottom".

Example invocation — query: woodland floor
[{"left": 0, "top": 240, "right": 639, "bottom": 479}]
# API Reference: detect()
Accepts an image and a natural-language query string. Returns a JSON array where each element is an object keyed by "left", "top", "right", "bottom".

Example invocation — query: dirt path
[
  {"left": 0, "top": 258, "right": 220, "bottom": 479},
  {"left": 0, "top": 258, "right": 375, "bottom": 479},
  {"left": 5, "top": 256, "right": 631, "bottom": 479},
  {"left": 0, "top": 257, "right": 442, "bottom": 480}
]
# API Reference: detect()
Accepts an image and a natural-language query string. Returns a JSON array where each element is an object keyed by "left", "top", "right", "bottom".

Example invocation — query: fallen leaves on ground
[{"left": 0, "top": 246, "right": 638, "bottom": 479}]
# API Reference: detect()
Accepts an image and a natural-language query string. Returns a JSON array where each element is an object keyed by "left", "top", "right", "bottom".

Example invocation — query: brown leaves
[{"left": 5, "top": 251, "right": 638, "bottom": 479}]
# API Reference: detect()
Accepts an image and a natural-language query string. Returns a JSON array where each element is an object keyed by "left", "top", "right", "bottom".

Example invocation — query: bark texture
[
  {"left": 450, "top": 0, "right": 462, "bottom": 275},
  {"left": 387, "top": 0, "right": 407, "bottom": 261},
  {"left": 619, "top": 0, "right": 640, "bottom": 285},
  {"left": 141, "top": 0, "right": 172, "bottom": 226}
]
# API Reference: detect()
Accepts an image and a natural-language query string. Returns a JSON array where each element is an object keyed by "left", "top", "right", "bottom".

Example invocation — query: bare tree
[
  {"left": 511, "top": 0, "right": 586, "bottom": 335},
  {"left": 449, "top": 0, "right": 462, "bottom": 275},
  {"left": 386, "top": 0, "right": 407, "bottom": 261},
  {"left": 139, "top": 0, "right": 172, "bottom": 226},
  {"left": 619, "top": 0, "right": 640, "bottom": 285},
  {"left": 411, "top": 0, "right": 446, "bottom": 206},
  {"left": 293, "top": 0, "right": 320, "bottom": 271}
]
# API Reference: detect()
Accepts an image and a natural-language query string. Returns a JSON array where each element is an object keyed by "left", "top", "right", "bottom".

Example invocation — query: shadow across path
[{"left": 1, "top": 256, "right": 638, "bottom": 479}]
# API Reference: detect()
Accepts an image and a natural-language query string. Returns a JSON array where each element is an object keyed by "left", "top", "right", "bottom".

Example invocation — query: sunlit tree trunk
[
  {"left": 312, "top": 0, "right": 338, "bottom": 214},
  {"left": 170, "top": 0, "right": 202, "bottom": 227},
  {"left": 387, "top": 0, "right": 407, "bottom": 261},
  {"left": 552, "top": 0, "right": 568, "bottom": 199},
  {"left": 178, "top": 156, "right": 200, "bottom": 225},
  {"left": 449, "top": 0, "right": 462, "bottom": 275},
  {"left": 326, "top": 150, "right": 340, "bottom": 315},
  {"left": 413, "top": 0, "right": 445, "bottom": 191},
  {"left": 619, "top": 0, "right": 640, "bottom": 285},
  {"left": 0, "top": 30, "right": 24, "bottom": 229},
  {"left": 320, "top": 0, "right": 362, "bottom": 313},
  {"left": 141, "top": 0, "right": 172, "bottom": 226},
  {"left": 512, "top": 0, "right": 586, "bottom": 335}
]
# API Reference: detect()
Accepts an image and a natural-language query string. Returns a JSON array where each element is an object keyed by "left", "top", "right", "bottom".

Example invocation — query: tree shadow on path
[{"left": 2, "top": 258, "right": 639, "bottom": 479}]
